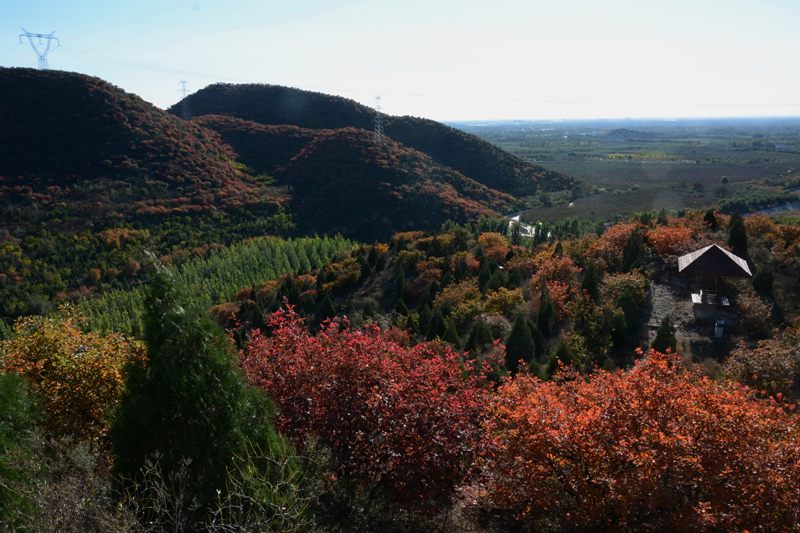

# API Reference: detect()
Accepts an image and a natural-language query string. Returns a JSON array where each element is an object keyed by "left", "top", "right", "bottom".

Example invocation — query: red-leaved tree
[
  {"left": 480, "top": 349, "right": 800, "bottom": 532},
  {"left": 240, "top": 308, "right": 493, "bottom": 511}
]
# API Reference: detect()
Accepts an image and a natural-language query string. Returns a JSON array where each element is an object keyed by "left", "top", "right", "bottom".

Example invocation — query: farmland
[{"left": 452, "top": 117, "right": 800, "bottom": 223}]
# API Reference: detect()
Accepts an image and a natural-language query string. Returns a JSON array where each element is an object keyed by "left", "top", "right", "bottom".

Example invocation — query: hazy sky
[{"left": 3, "top": 0, "right": 799, "bottom": 121}]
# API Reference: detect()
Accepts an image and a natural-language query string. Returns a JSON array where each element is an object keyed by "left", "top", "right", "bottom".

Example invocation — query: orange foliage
[
  {"left": 482, "top": 349, "right": 800, "bottom": 531},
  {"left": 647, "top": 225, "right": 694, "bottom": 257},
  {"left": 484, "top": 245, "right": 510, "bottom": 265},
  {"left": 587, "top": 222, "right": 643, "bottom": 271},
  {"left": 477, "top": 232, "right": 508, "bottom": 248}
]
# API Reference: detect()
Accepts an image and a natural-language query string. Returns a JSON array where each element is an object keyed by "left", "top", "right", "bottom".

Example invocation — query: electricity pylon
[
  {"left": 20, "top": 28, "right": 59, "bottom": 70},
  {"left": 180, "top": 80, "right": 191, "bottom": 120},
  {"left": 374, "top": 95, "right": 385, "bottom": 146}
]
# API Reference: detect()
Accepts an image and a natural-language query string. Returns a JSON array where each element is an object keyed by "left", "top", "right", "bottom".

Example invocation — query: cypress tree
[
  {"left": 704, "top": 209, "right": 718, "bottom": 230},
  {"left": 616, "top": 291, "right": 640, "bottom": 335},
  {"left": 360, "top": 260, "right": 373, "bottom": 279},
  {"left": 362, "top": 301, "right": 375, "bottom": 319},
  {"left": 651, "top": 315, "right": 678, "bottom": 353},
  {"left": 465, "top": 319, "right": 493, "bottom": 354},
  {"left": 505, "top": 313, "right": 535, "bottom": 375},
  {"left": 621, "top": 230, "right": 645, "bottom": 273},
  {"left": 580, "top": 261, "right": 600, "bottom": 303},
  {"left": 396, "top": 267, "right": 407, "bottom": 299},
  {"left": 527, "top": 319, "right": 544, "bottom": 357},
  {"left": 320, "top": 292, "right": 337, "bottom": 322},
  {"left": 345, "top": 299, "right": 357, "bottom": 319},
  {"left": 112, "top": 262, "right": 284, "bottom": 519},
  {"left": 478, "top": 261, "right": 492, "bottom": 288},
  {"left": 546, "top": 342, "right": 573, "bottom": 379},
  {"left": 367, "top": 245, "right": 379, "bottom": 267},
  {"left": 395, "top": 297, "right": 409, "bottom": 316},
  {"left": 442, "top": 319, "right": 462, "bottom": 350},
  {"left": 728, "top": 217, "right": 748, "bottom": 257},
  {"left": 426, "top": 309, "right": 446, "bottom": 341},
  {"left": 537, "top": 286, "right": 556, "bottom": 337},
  {"left": 752, "top": 265, "right": 774, "bottom": 296}
]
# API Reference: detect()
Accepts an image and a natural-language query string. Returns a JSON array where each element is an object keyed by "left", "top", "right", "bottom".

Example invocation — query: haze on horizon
[{"left": 2, "top": 0, "right": 799, "bottom": 123}]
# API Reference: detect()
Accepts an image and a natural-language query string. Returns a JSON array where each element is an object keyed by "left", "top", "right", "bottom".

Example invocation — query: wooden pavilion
[{"left": 678, "top": 244, "right": 752, "bottom": 306}]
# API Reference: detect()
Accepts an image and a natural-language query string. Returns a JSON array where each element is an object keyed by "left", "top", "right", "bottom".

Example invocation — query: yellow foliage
[{"left": 1, "top": 307, "right": 145, "bottom": 449}]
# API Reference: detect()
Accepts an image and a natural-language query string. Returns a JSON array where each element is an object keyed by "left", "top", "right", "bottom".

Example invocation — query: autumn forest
[{"left": 2, "top": 67, "right": 800, "bottom": 532}]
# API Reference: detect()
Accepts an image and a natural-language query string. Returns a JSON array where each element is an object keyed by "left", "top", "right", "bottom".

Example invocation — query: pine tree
[
  {"left": 465, "top": 320, "right": 493, "bottom": 354},
  {"left": 505, "top": 313, "right": 535, "bottom": 375},
  {"left": 112, "top": 262, "right": 284, "bottom": 519},
  {"left": 362, "top": 301, "right": 375, "bottom": 319}
]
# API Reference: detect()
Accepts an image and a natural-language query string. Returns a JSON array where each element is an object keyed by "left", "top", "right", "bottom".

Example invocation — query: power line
[{"left": 37, "top": 44, "right": 800, "bottom": 112}]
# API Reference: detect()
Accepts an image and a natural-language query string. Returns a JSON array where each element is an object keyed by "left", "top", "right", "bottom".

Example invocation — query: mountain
[
  {"left": 171, "top": 83, "right": 577, "bottom": 196},
  {"left": 196, "top": 115, "right": 516, "bottom": 240},
  {"left": 0, "top": 67, "right": 285, "bottom": 223}
]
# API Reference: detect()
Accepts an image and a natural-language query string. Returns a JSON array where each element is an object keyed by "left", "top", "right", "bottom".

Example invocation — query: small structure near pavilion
[{"left": 678, "top": 244, "right": 752, "bottom": 306}]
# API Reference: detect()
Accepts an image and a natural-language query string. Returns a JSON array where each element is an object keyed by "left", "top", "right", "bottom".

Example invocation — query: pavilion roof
[{"left": 677, "top": 244, "right": 752, "bottom": 278}]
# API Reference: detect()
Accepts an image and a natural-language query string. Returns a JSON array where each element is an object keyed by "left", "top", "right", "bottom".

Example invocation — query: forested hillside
[{"left": 172, "top": 83, "right": 577, "bottom": 197}]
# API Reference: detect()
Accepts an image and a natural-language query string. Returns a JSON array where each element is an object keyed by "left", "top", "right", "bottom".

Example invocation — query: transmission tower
[
  {"left": 19, "top": 28, "right": 59, "bottom": 70},
  {"left": 373, "top": 95, "right": 385, "bottom": 146},
  {"left": 180, "top": 80, "right": 191, "bottom": 121}
]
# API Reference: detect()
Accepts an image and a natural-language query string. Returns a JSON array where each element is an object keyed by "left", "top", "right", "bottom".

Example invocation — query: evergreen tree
[
  {"left": 367, "top": 245, "right": 379, "bottom": 267},
  {"left": 506, "top": 268, "right": 523, "bottom": 290},
  {"left": 537, "top": 286, "right": 556, "bottom": 337},
  {"left": 465, "top": 320, "right": 494, "bottom": 354},
  {"left": 527, "top": 319, "right": 544, "bottom": 358},
  {"left": 320, "top": 292, "right": 337, "bottom": 322},
  {"left": 704, "top": 209, "right": 718, "bottom": 230},
  {"left": 478, "top": 261, "right": 492, "bottom": 288},
  {"left": 360, "top": 260, "right": 373, "bottom": 279},
  {"left": 0, "top": 372, "right": 37, "bottom": 524},
  {"left": 610, "top": 311, "right": 627, "bottom": 349},
  {"left": 485, "top": 269, "right": 506, "bottom": 292},
  {"left": 112, "top": 262, "right": 284, "bottom": 519},
  {"left": 345, "top": 299, "right": 357, "bottom": 319},
  {"left": 616, "top": 291, "right": 640, "bottom": 336},
  {"left": 396, "top": 267, "right": 407, "bottom": 299},
  {"left": 395, "top": 297, "right": 409, "bottom": 316},
  {"left": 651, "top": 315, "right": 678, "bottom": 353},
  {"left": 752, "top": 265, "right": 774, "bottom": 296},
  {"left": 580, "top": 261, "right": 601, "bottom": 303},
  {"left": 362, "top": 301, "right": 375, "bottom": 319},
  {"left": 442, "top": 319, "right": 461, "bottom": 350},
  {"left": 426, "top": 309, "right": 446, "bottom": 341},
  {"left": 728, "top": 217, "right": 748, "bottom": 257},
  {"left": 656, "top": 208, "right": 669, "bottom": 226},
  {"left": 621, "top": 230, "right": 645, "bottom": 273},
  {"left": 546, "top": 342, "right": 573, "bottom": 379},
  {"left": 505, "top": 313, "right": 535, "bottom": 375}
]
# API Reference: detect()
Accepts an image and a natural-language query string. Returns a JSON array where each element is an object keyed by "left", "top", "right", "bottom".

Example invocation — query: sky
[{"left": 2, "top": 0, "right": 800, "bottom": 122}]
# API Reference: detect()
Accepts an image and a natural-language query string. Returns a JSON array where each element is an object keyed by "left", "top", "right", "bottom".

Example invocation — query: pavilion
[{"left": 678, "top": 244, "right": 752, "bottom": 306}]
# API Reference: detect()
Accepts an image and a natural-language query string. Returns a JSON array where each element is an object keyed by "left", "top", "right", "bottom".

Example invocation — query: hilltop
[
  {"left": 171, "top": 83, "right": 577, "bottom": 197},
  {"left": 196, "top": 115, "right": 516, "bottom": 240}
]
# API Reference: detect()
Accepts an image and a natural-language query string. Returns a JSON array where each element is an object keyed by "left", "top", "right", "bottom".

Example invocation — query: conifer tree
[
  {"left": 752, "top": 265, "right": 774, "bottom": 296},
  {"left": 465, "top": 319, "right": 493, "bottom": 354},
  {"left": 505, "top": 313, "right": 535, "bottom": 375},
  {"left": 442, "top": 319, "right": 461, "bottom": 351},
  {"left": 395, "top": 297, "right": 409, "bottom": 316},
  {"left": 112, "top": 261, "right": 284, "bottom": 519},
  {"left": 651, "top": 315, "right": 677, "bottom": 353},
  {"left": 728, "top": 217, "right": 748, "bottom": 257},
  {"left": 580, "top": 261, "right": 601, "bottom": 303},
  {"left": 621, "top": 230, "right": 645, "bottom": 273},
  {"left": 537, "top": 286, "right": 556, "bottom": 337},
  {"left": 362, "top": 301, "right": 375, "bottom": 319},
  {"left": 704, "top": 209, "right": 718, "bottom": 230},
  {"left": 320, "top": 292, "right": 337, "bottom": 322}
]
